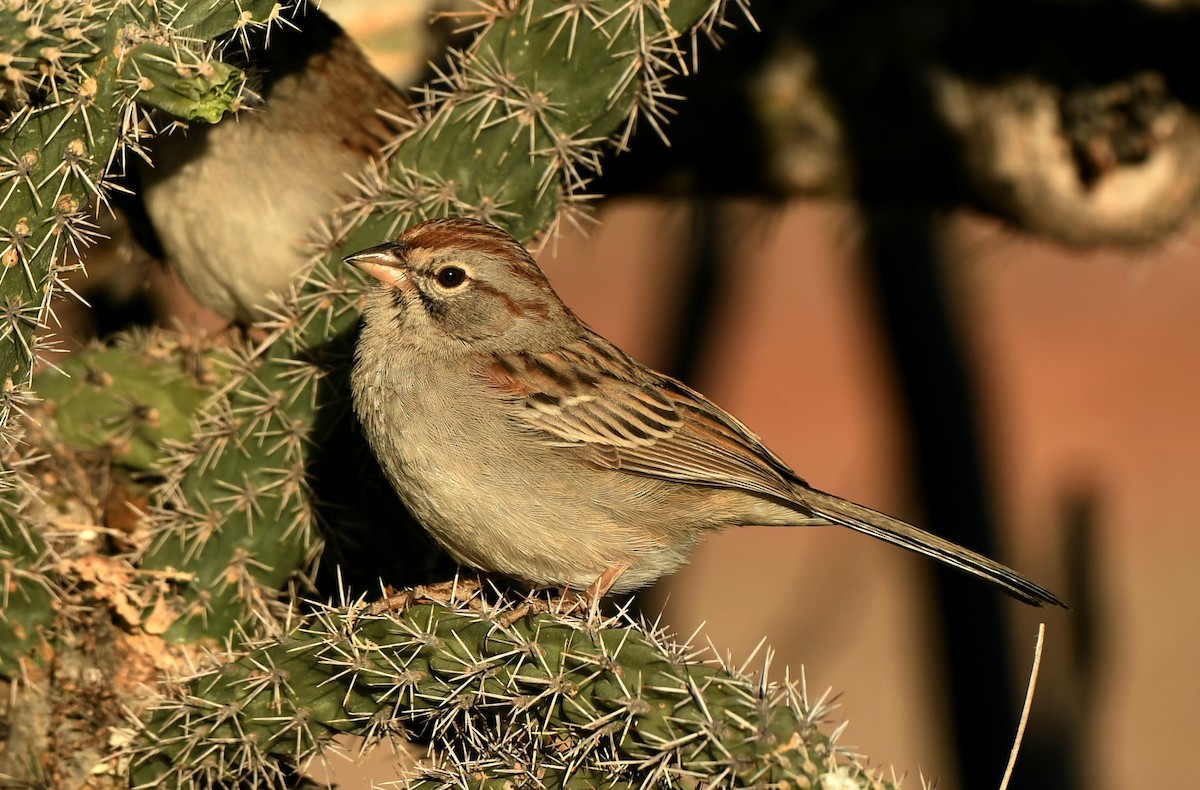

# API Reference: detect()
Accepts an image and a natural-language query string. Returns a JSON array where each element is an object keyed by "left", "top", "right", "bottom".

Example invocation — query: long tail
[{"left": 797, "top": 487, "right": 1066, "bottom": 608}]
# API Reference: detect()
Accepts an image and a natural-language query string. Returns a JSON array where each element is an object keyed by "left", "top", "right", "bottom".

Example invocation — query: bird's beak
[{"left": 344, "top": 241, "right": 409, "bottom": 288}]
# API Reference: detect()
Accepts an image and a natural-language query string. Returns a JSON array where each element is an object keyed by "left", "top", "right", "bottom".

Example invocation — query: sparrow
[{"left": 347, "top": 217, "right": 1064, "bottom": 607}]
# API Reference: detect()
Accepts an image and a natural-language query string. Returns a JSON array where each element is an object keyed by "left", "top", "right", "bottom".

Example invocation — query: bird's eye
[{"left": 435, "top": 265, "right": 467, "bottom": 289}]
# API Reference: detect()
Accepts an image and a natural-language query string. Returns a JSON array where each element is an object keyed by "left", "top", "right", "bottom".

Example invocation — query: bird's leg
[
  {"left": 591, "top": 562, "right": 630, "bottom": 599},
  {"left": 511, "top": 564, "right": 631, "bottom": 620},
  {"left": 577, "top": 562, "right": 630, "bottom": 612}
]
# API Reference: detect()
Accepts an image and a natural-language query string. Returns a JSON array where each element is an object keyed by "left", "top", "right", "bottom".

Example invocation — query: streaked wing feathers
[{"left": 482, "top": 339, "right": 803, "bottom": 501}]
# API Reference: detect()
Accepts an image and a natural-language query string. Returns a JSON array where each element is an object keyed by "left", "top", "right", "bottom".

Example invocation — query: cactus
[
  {"left": 0, "top": 4, "right": 278, "bottom": 696},
  {"left": 0, "top": 0, "right": 285, "bottom": 437},
  {"left": 0, "top": 2, "right": 921, "bottom": 787},
  {"left": 127, "top": 593, "right": 897, "bottom": 790}
]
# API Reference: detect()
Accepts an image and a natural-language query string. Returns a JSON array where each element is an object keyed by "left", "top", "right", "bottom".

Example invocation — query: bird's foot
[{"left": 542, "top": 562, "right": 632, "bottom": 618}]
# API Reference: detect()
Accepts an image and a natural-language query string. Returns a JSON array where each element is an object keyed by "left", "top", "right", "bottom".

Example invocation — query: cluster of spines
[
  {"left": 139, "top": 0, "right": 753, "bottom": 645},
  {"left": 127, "top": 593, "right": 897, "bottom": 789}
]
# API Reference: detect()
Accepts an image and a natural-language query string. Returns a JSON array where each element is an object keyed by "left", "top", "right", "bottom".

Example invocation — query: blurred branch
[{"left": 598, "top": 0, "right": 1200, "bottom": 246}]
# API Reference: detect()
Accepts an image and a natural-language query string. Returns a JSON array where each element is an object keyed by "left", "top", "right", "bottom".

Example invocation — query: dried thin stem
[{"left": 999, "top": 622, "right": 1046, "bottom": 790}]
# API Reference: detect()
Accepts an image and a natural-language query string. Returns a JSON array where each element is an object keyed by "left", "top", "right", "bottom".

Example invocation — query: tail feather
[{"left": 798, "top": 487, "right": 1066, "bottom": 608}]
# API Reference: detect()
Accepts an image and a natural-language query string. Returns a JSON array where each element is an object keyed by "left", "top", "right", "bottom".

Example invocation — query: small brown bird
[{"left": 348, "top": 217, "right": 1064, "bottom": 607}]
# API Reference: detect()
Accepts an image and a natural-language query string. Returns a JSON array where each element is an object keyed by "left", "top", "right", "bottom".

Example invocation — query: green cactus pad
[
  {"left": 122, "top": 43, "right": 246, "bottom": 124},
  {"left": 36, "top": 341, "right": 220, "bottom": 470},
  {"left": 129, "top": 595, "right": 898, "bottom": 789}
]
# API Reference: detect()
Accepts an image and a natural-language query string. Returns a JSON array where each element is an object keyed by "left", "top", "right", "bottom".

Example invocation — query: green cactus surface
[
  {"left": 36, "top": 336, "right": 224, "bottom": 470},
  {"left": 129, "top": 594, "right": 898, "bottom": 790},
  {"left": 0, "top": 487, "right": 55, "bottom": 676},
  {"left": 121, "top": 43, "right": 246, "bottom": 124}
]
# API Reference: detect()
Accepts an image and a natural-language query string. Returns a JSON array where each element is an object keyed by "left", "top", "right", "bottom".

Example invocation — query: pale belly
[{"left": 382, "top": 439, "right": 701, "bottom": 593}]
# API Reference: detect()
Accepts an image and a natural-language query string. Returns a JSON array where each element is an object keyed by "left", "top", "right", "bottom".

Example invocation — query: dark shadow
[
  {"left": 303, "top": 323, "right": 455, "bottom": 602},
  {"left": 1010, "top": 488, "right": 1102, "bottom": 789},
  {"left": 665, "top": 199, "right": 727, "bottom": 386},
  {"left": 797, "top": 5, "right": 1021, "bottom": 787},
  {"left": 856, "top": 206, "right": 1018, "bottom": 788},
  {"left": 598, "top": 0, "right": 1200, "bottom": 202},
  {"left": 76, "top": 262, "right": 157, "bottom": 340}
]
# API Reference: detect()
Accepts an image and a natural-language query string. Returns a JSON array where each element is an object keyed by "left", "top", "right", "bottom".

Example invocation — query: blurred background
[{"left": 540, "top": 199, "right": 1200, "bottom": 789}]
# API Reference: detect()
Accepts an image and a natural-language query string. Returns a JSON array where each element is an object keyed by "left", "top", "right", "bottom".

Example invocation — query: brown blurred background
[{"left": 532, "top": 199, "right": 1199, "bottom": 789}]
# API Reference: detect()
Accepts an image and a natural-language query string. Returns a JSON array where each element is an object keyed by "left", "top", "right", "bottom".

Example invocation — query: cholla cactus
[
  {"left": 127, "top": 591, "right": 896, "bottom": 790},
  {"left": 0, "top": 0, "right": 284, "bottom": 741},
  {"left": 0, "top": 0, "right": 285, "bottom": 435},
  {"left": 0, "top": 1, "right": 911, "bottom": 787}
]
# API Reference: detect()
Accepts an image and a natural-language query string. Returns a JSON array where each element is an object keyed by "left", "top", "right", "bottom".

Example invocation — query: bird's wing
[
  {"left": 480, "top": 339, "right": 804, "bottom": 502},
  {"left": 480, "top": 340, "right": 1068, "bottom": 608}
]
